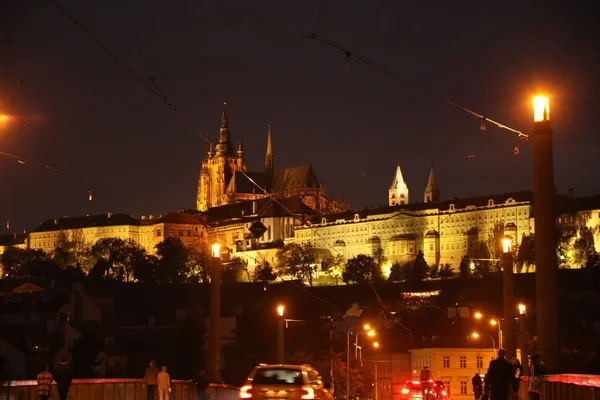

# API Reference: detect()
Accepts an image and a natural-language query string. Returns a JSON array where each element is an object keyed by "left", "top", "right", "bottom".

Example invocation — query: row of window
[{"left": 442, "top": 355, "right": 485, "bottom": 369}]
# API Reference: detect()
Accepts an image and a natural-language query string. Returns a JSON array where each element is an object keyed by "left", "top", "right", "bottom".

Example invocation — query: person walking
[
  {"left": 193, "top": 368, "right": 210, "bottom": 400},
  {"left": 36, "top": 364, "right": 54, "bottom": 400},
  {"left": 144, "top": 360, "right": 160, "bottom": 399},
  {"left": 511, "top": 358, "right": 524, "bottom": 399},
  {"left": 484, "top": 349, "right": 513, "bottom": 400},
  {"left": 527, "top": 355, "right": 546, "bottom": 400},
  {"left": 419, "top": 366, "right": 432, "bottom": 400},
  {"left": 53, "top": 358, "right": 73, "bottom": 400},
  {"left": 471, "top": 373, "right": 483, "bottom": 400},
  {"left": 157, "top": 365, "right": 172, "bottom": 400}
]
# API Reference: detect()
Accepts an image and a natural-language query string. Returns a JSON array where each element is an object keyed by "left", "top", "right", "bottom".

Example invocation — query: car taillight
[
  {"left": 301, "top": 386, "right": 315, "bottom": 399},
  {"left": 441, "top": 390, "right": 447, "bottom": 397},
  {"left": 401, "top": 388, "right": 410, "bottom": 394},
  {"left": 240, "top": 385, "right": 252, "bottom": 399}
]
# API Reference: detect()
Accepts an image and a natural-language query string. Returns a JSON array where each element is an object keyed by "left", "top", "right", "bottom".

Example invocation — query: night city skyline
[{"left": 1, "top": 1, "right": 599, "bottom": 232}]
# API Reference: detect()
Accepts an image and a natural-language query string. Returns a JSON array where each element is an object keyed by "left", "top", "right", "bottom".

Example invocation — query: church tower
[
  {"left": 389, "top": 162, "right": 409, "bottom": 206},
  {"left": 196, "top": 102, "right": 246, "bottom": 211},
  {"left": 424, "top": 164, "right": 440, "bottom": 203},
  {"left": 264, "top": 126, "right": 274, "bottom": 191}
]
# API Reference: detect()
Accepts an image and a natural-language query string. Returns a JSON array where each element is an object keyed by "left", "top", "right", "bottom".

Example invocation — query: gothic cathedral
[{"left": 196, "top": 103, "right": 347, "bottom": 214}]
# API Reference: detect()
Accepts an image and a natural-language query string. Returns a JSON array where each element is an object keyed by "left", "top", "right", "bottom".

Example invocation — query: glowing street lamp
[
  {"left": 373, "top": 341, "right": 380, "bottom": 348},
  {"left": 211, "top": 243, "right": 221, "bottom": 258},
  {"left": 502, "top": 236, "right": 513, "bottom": 254},
  {"left": 364, "top": 324, "right": 371, "bottom": 330},
  {"left": 209, "top": 242, "right": 223, "bottom": 382},
  {"left": 531, "top": 94, "right": 559, "bottom": 371},
  {"left": 474, "top": 312, "right": 483, "bottom": 320},
  {"left": 277, "top": 304, "right": 285, "bottom": 363},
  {"left": 518, "top": 304, "right": 527, "bottom": 315},
  {"left": 367, "top": 330, "right": 376, "bottom": 337},
  {"left": 533, "top": 96, "right": 550, "bottom": 122},
  {"left": 471, "top": 331, "right": 496, "bottom": 350}
]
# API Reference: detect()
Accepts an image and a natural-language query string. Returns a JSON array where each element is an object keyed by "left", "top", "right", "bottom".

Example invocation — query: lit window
[
  {"left": 477, "top": 356, "right": 483, "bottom": 368},
  {"left": 443, "top": 356, "right": 450, "bottom": 368},
  {"left": 460, "top": 381, "right": 467, "bottom": 395},
  {"left": 460, "top": 356, "right": 466, "bottom": 368}
]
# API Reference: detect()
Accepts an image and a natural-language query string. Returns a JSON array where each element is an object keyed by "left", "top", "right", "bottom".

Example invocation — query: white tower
[
  {"left": 389, "top": 162, "right": 409, "bottom": 206},
  {"left": 424, "top": 164, "right": 440, "bottom": 203}
]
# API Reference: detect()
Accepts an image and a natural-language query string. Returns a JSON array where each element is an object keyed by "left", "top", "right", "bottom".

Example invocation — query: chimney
[
  {"left": 568, "top": 188, "right": 574, "bottom": 200},
  {"left": 107, "top": 212, "right": 112, "bottom": 218},
  {"left": 252, "top": 201, "right": 257, "bottom": 214},
  {"left": 54, "top": 219, "right": 58, "bottom": 225}
]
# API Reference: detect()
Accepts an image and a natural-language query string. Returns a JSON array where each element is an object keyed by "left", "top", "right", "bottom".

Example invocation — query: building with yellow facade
[
  {"left": 26, "top": 212, "right": 207, "bottom": 255},
  {"left": 196, "top": 103, "right": 346, "bottom": 214},
  {"left": 291, "top": 164, "right": 533, "bottom": 270}
]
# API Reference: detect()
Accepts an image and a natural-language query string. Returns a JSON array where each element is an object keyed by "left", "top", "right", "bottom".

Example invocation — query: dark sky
[{"left": 1, "top": 1, "right": 599, "bottom": 232}]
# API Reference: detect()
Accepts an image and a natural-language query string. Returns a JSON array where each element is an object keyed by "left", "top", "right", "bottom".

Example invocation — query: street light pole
[
  {"left": 209, "top": 243, "right": 222, "bottom": 383},
  {"left": 531, "top": 96, "right": 559, "bottom": 372},
  {"left": 346, "top": 328, "right": 352, "bottom": 400},
  {"left": 502, "top": 236, "right": 516, "bottom": 360},
  {"left": 277, "top": 305, "right": 285, "bottom": 364},
  {"left": 518, "top": 304, "right": 529, "bottom": 376}
]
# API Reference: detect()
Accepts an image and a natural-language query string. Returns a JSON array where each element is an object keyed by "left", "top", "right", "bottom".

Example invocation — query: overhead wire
[
  {"left": 301, "top": 34, "right": 529, "bottom": 140},
  {"left": 48, "top": 0, "right": 211, "bottom": 145}
]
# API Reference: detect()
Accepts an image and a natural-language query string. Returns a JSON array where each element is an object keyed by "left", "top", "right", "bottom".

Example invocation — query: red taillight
[
  {"left": 441, "top": 390, "right": 447, "bottom": 396},
  {"left": 301, "top": 386, "right": 315, "bottom": 399},
  {"left": 240, "top": 385, "right": 252, "bottom": 399}
]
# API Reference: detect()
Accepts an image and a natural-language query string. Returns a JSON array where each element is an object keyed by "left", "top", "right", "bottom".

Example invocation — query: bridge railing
[
  {"left": 514, "top": 374, "right": 600, "bottom": 400},
  {"left": 0, "top": 378, "right": 240, "bottom": 400}
]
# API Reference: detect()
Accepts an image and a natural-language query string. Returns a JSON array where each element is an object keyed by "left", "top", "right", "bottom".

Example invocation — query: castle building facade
[
  {"left": 291, "top": 165, "right": 533, "bottom": 270},
  {"left": 196, "top": 103, "right": 346, "bottom": 214}
]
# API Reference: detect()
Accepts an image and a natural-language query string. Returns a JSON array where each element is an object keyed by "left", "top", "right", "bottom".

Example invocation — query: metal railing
[{"left": 0, "top": 378, "right": 240, "bottom": 400}]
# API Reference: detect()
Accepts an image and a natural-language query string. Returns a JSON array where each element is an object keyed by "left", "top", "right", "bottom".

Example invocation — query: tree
[
  {"left": 516, "top": 233, "right": 536, "bottom": 273},
  {"left": 372, "top": 248, "right": 386, "bottom": 282},
  {"left": 222, "top": 257, "right": 249, "bottom": 283},
  {"left": 485, "top": 222, "right": 505, "bottom": 273},
  {"left": 438, "top": 264, "right": 454, "bottom": 280},
  {"left": 556, "top": 229, "right": 573, "bottom": 268},
  {"left": 458, "top": 256, "right": 471, "bottom": 279},
  {"left": 429, "top": 264, "right": 439, "bottom": 279},
  {"left": 410, "top": 250, "right": 430, "bottom": 283},
  {"left": 186, "top": 248, "right": 211, "bottom": 283},
  {"left": 52, "top": 231, "right": 78, "bottom": 269},
  {"left": 253, "top": 261, "right": 277, "bottom": 282},
  {"left": 322, "top": 254, "right": 345, "bottom": 285},
  {"left": 155, "top": 237, "right": 190, "bottom": 284},
  {"left": 572, "top": 227, "right": 598, "bottom": 268},
  {"left": 475, "top": 241, "right": 492, "bottom": 277},
  {"left": 276, "top": 242, "right": 318, "bottom": 286},
  {"left": 342, "top": 254, "right": 377, "bottom": 284},
  {"left": 132, "top": 254, "right": 159, "bottom": 283},
  {"left": 90, "top": 238, "right": 146, "bottom": 281},
  {"left": 387, "top": 262, "right": 408, "bottom": 282},
  {"left": 0, "top": 247, "right": 53, "bottom": 279}
]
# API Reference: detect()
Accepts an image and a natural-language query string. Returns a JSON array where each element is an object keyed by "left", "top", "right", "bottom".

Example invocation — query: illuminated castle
[{"left": 196, "top": 103, "right": 346, "bottom": 213}]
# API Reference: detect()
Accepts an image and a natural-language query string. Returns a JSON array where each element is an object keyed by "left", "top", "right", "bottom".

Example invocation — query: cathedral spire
[
  {"left": 265, "top": 125, "right": 274, "bottom": 172},
  {"left": 424, "top": 163, "right": 440, "bottom": 203},
  {"left": 389, "top": 163, "right": 409, "bottom": 206},
  {"left": 237, "top": 136, "right": 244, "bottom": 157},
  {"left": 215, "top": 102, "right": 234, "bottom": 155}
]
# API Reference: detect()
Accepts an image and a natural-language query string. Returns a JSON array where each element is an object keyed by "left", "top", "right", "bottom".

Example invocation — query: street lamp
[
  {"left": 347, "top": 326, "right": 376, "bottom": 400},
  {"left": 208, "top": 243, "right": 222, "bottom": 382},
  {"left": 518, "top": 303, "right": 529, "bottom": 375},
  {"left": 471, "top": 332, "right": 496, "bottom": 350},
  {"left": 501, "top": 235, "right": 516, "bottom": 360},
  {"left": 276, "top": 305, "right": 285, "bottom": 364},
  {"left": 355, "top": 328, "right": 376, "bottom": 359},
  {"left": 474, "top": 311, "right": 503, "bottom": 350},
  {"left": 531, "top": 95, "right": 558, "bottom": 371}
]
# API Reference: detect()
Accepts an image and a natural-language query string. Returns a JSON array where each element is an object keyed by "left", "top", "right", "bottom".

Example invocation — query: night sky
[{"left": 1, "top": 1, "right": 598, "bottom": 232}]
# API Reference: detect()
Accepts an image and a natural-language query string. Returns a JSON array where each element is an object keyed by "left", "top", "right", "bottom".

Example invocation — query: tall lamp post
[
  {"left": 276, "top": 305, "right": 285, "bottom": 364},
  {"left": 502, "top": 236, "right": 516, "bottom": 360},
  {"left": 518, "top": 304, "right": 529, "bottom": 376},
  {"left": 531, "top": 96, "right": 559, "bottom": 372},
  {"left": 208, "top": 243, "right": 222, "bottom": 382}
]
